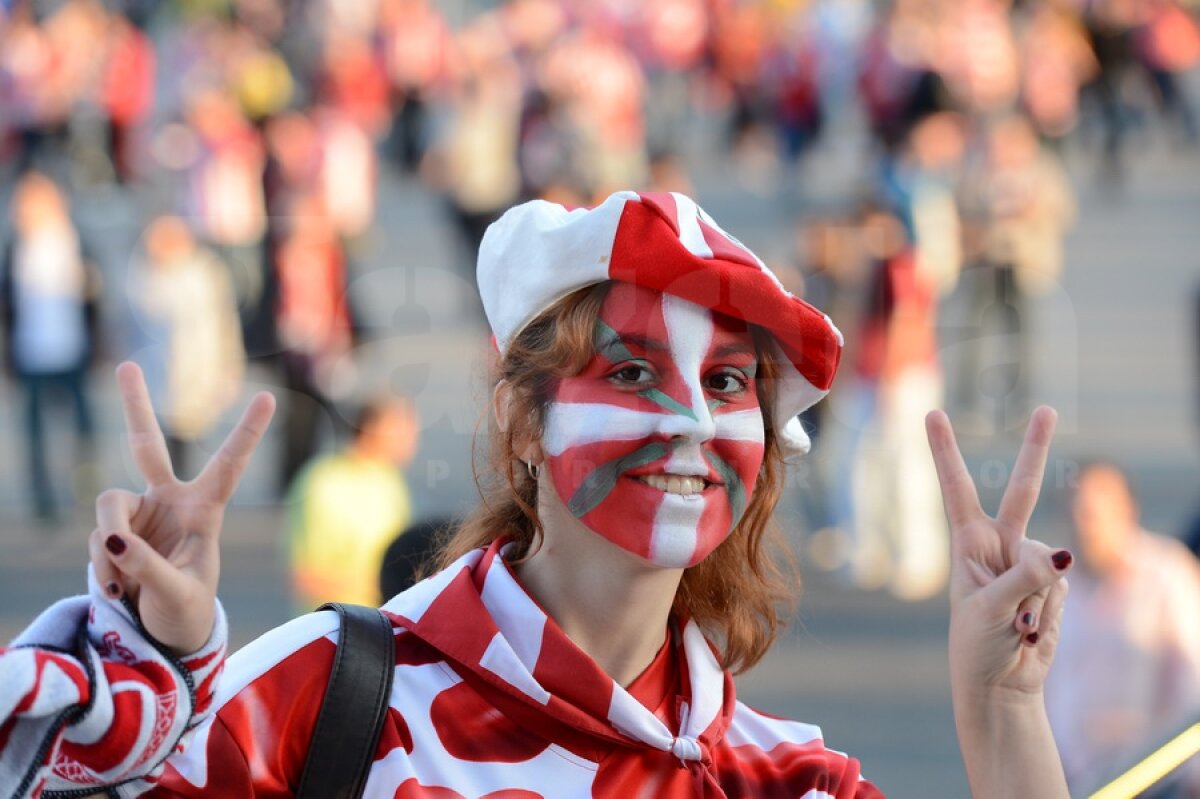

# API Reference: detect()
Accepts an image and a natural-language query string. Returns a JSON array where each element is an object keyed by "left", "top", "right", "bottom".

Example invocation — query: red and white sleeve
[{"left": 0, "top": 566, "right": 226, "bottom": 799}]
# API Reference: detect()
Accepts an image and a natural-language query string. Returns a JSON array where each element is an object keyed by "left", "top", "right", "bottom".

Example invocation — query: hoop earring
[{"left": 526, "top": 460, "right": 541, "bottom": 481}]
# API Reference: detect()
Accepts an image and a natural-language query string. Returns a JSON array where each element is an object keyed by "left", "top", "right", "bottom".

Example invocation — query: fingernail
[
  {"left": 1051, "top": 550, "right": 1073, "bottom": 571},
  {"left": 1025, "top": 632, "right": 1040, "bottom": 645},
  {"left": 105, "top": 581, "right": 121, "bottom": 598},
  {"left": 1022, "top": 612, "right": 1036, "bottom": 627},
  {"left": 105, "top": 534, "right": 127, "bottom": 556}
]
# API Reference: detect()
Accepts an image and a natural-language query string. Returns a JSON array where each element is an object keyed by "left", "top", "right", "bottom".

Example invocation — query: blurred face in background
[
  {"left": 357, "top": 399, "right": 419, "bottom": 467},
  {"left": 910, "top": 112, "right": 965, "bottom": 172},
  {"left": 12, "top": 172, "right": 68, "bottom": 234},
  {"left": 861, "top": 210, "right": 907, "bottom": 261},
  {"left": 144, "top": 216, "right": 196, "bottom": 266},
  {"left": 989, "top": 115, "right": 1039, "bottom": 170},
  {"left": 1072, "top": 464, "right": 1138, "bottom": 576}
]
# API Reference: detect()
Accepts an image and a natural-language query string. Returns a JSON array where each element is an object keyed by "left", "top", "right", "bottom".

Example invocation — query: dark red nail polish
[
  {"left": 1025, "top": 632, "right": 1040, "bottom": 645},
  {"left": 1052, "top": 550, "right": 1073, "bottom": 571},
  {"left": 106, "top": 581, "right": 121, "bottom": 598},
  {"left": 105, "top": 534, "right": 127, "bottom": 556},
  {"left": 1022, "top": 612, "right": 1036, "bottom": 627}
]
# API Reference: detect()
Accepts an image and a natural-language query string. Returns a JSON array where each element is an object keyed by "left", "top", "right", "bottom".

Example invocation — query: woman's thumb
[{"left": 103, "top": 530, "right": 184, "bottom": 612}]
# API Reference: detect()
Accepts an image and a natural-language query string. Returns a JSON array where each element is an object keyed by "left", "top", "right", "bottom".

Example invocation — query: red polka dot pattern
[{"left": 429, "top": 682, "right": 551, "bottom": 763}]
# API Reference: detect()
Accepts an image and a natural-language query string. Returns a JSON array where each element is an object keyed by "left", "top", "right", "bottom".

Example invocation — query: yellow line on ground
[{"left": 1089, "top": 724, "right": 1200, "bottom": 799}]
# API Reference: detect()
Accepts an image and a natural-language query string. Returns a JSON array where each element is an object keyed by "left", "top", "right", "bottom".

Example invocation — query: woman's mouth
[{"left": 635, "top": 474, "right": 711, "bottom": 496}]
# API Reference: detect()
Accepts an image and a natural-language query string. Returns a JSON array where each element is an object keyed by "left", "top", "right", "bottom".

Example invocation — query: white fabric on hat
[
  {"left": 768, "top": 339, "right": 830, "bottom": 458},
  {"left": 478, "top": 191, "right": 635, "bottom": 352}
]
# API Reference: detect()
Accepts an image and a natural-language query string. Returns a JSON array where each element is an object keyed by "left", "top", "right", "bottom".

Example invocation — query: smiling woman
[
  {"left": 444, "top": 279, "right": 795, "bottom": 674},
  {"left": 2, "top": 191, "right": 1074, "bottom": 799}
]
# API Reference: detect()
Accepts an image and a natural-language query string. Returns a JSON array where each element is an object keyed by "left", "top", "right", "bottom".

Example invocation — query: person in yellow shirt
[{"left": 286, "top": 395, "right": 418, "bottom": 610}]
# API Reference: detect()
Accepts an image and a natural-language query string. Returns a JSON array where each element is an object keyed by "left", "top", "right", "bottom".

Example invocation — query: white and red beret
[{"left": 477, "top": 190, "right": 843, "bottom": 458}]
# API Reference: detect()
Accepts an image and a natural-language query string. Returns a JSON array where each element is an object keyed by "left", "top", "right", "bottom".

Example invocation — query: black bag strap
[{"left": 296, "top": 602, "right": 395, "bottom": 799}]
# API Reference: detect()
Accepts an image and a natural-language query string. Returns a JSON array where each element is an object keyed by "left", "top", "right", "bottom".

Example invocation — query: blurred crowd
[
  {"left": 3, "top": 0, "right": 1200, "bottom": 790},
  {"left": 3, "top": 0, "right": 1196, "bottom": 511}
]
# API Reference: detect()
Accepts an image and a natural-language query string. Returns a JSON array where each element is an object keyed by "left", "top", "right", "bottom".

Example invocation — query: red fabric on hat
[{"left": 609, "top": 193, "right": 841, "bottom": 391}]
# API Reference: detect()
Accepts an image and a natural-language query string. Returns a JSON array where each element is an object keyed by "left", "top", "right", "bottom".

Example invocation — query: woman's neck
[{"left": 514, "top": 503, "right": 682, "bottom": 687}]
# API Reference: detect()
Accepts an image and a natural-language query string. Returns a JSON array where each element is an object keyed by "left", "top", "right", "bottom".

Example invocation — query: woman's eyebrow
[
  {"left": 596, "top": 329, "right": 670, "bottom": 360},
  {"left": 711, "top": 342, "right": 757, "bottom": 360}
]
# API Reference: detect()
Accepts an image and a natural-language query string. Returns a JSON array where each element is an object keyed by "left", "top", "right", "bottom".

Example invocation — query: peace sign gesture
[
  {"left": 926, "top": 405, "right": 1073, "bottom": 696},
  {"left": 926, "top": 406, "right": 1073, "bottom": 797},
  {"left": 88, "top": 363, "right": 276, "bottom": 655}
]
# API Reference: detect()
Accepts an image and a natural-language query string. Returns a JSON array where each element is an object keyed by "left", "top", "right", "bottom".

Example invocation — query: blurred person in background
[
  {"left": 379, "top": 0, "right": 452, "bottom": 172},
  {"left": 761, "top": 13, "right": 824, "bottom": 170},
  {"left": 540, "top": 18, "right": 648, "bottom": 199},
  {"left": 224, "top": 19, "right": 294, "bottom": 128},
  {"left": 38, "top": 1, "right": 119, "bottom": 183},
  {"left": 711, "top": 2, "right": 773, "bottom": 156},
  {"left": 0, "top": 170, "right": 101, "bottom": 523},
  {"left": 775, "top": 215, "right": 862, "bottom": 557},
  {"left": 936, "top": 0, "right": 1021, "bottom": 119},
  {"left": 791, "top": 214, "right": 864, "bottom": 431},
  {"left": 517, "top": 86, "right": 584, "bottom": 202},
  {"left": 820, "top": 111, "right": 964, "bottom": 599},
  {"left": 98, "top": 11, "right": 155, "bottom": 184},
  {"left": 0, "top": 5, "right": 58, "bottom": 174},
  {"left": 378, "top": 516, "right": 452, "bottom": 600},
  {"left": 877, "top": 111, "right": 965, "bottom": 298},
  {"left": 505, "top": 0, "right": 583, "bottom": 201},
  {"left": 1082, "top": 0, "right": 1147, "bottom": 181},
  {"left": 424, "top": 18, "right": 522, "bottom": 286},
  {"left": 957, "top": 114, "right": 1076, "bottom": 432},
  {"left": 272, "top": 192, "right": 355, "bottom": 492},
  {"left": 314, "top": 101, "right": 379, "bottom": 253},
  {"left": 0, "top": 2, "right": 99, "bottom": 175},
  {"left": 1046, "top": 461, "right": 1200, "bottom": 794},
  {"left": 644, "top": 150, "right": 694, "bottom": 196},
  {"left": 315, "top": 28, "right": 391, "bottom": 142},
  {"left": 1135, "top": 0, "right": 1200, "bottom": 145},
  {"left": 856, "top": 1, "right": 951, "bottom": 154},
  {"left": 181, "top": 85, "right": 268, "bottom": 340},
  {"left": 636, "top": 0, "right": 708, "bottom": 155},
  {"left": 829, "top": 206, "right": 949, "bottom": 600},
  {"left": 1017, "top": 2, "right": 1099, "bottom": 148},
  {"left": 287, "top": 394, "right": 418, "bottom": 611},
  {"left": 1076, "top": 0, "right": 1200, "bottom": 184},
  {"left": 258, "top": 109, "right": 322, "bottom": 357},
  {"left": 129, "top": 216, "right": 246, "bottom": 480},
  {"left": 259, "top": 102, "right": 374, "bottom": 354}
]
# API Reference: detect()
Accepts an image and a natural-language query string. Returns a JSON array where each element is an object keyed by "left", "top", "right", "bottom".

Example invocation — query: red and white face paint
[{"left": 542, "top": 283, "right": 766, "bottom": 568}]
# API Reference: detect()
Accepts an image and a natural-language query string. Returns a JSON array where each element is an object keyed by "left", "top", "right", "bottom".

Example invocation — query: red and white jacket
[{"left": 3, "top": 542, "right": 883, "bottom": 798}]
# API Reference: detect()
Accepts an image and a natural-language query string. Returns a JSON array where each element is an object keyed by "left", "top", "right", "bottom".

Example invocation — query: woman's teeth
[{"left": 638, "top": 474, "right": 708, "bottom": 496}]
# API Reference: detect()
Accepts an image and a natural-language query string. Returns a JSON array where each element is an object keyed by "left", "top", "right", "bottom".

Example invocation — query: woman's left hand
[
  {"left": 925, "top": 406, "right": 1073, "bottom": 703},
  {"left": 90, "top": 363, "right": 276, "bottom": 655}
]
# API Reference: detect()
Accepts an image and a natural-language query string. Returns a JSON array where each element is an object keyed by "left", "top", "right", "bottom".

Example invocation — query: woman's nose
[{"left": 653, "top": 380, "right": 716, "bottom": 444}]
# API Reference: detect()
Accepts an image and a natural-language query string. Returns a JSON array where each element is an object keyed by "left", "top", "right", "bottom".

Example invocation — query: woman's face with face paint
[{"left": 540, "top": 283, "right": 766, "bottom": 568}]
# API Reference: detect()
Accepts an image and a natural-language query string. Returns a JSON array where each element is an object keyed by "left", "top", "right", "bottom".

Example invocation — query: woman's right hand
[{"left": 89, "top": 362, "right": 276, "bottom": 655}]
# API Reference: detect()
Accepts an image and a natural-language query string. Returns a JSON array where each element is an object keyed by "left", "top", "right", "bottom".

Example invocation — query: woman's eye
[
  {"left": 610, "top": 363, "right": 655, "bottom": 385},
  {"left": 706, "top": 369, "right": 749, "bottom": 394}
]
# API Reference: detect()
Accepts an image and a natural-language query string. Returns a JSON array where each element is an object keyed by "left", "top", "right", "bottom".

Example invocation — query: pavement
[{"left": 2, "top": 111, "right": 1199, "bottom": 797}]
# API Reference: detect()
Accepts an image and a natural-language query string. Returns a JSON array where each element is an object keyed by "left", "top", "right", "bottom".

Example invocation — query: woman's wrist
[
  {"left": 953, "top": 680, "right": 1051, "bottom": 760},
  {"left": 953, "top": 687, "right": 1068, "bottom": 799},
  {"left": 952, "top": 680, "right": 1044, "bottom": 717}
]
